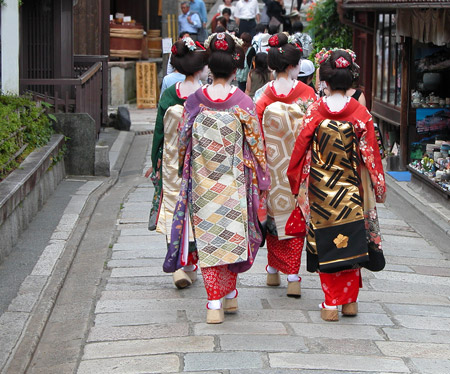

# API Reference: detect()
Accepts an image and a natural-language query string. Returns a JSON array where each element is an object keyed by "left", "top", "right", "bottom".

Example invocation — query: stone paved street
[
  {"left": 73, "top": 109, "right": 450, "bottom": 374},
  {"left": 1, "top": 107, "right": 449, "bottom": 374}
]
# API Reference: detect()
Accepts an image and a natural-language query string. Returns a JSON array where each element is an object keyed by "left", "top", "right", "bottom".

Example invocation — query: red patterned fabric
[
  {"left": 319, "top": 269, "right": 361, "bottom": 306},
  {"left": 201, "top": 265, "right": 238, "bottom": 300},
  {"left": 267, "top": 233, "right": 304, "bottom": 274}
]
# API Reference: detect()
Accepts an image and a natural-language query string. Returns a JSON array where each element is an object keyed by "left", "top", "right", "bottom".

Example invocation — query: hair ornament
[
  {"left": 184, "top": 37, "right": 196, "bottom": 51},
  {"left": 295, "top": 43, "right": 303, "bottom": 52},
  {"left": 278, "top": 47, "right": 284, "bottom": 54},
  {"left": 344, "top": 49, "right": 357, "bottom": 63},
  {"left": 268, "top": 34, "right": 279, "bottom": 47},
  {"left": 215, "top": 38, "right": 229, "bottom": 51},
  {"left": 335, "top": 56, "right": 350, "bottom": 69},
  {"left": 195, "top": 41, "right": 206, "bottom": 50},
  {"left": 171, "top": 44, "right": 178, "bottom": 56},
  {"left": 315, "top": 48, "right": 357, "bottom": 66},
  {"left": 203, "top": 31, "right": 243, "bottom": 50},
  {"left": 232, "top": 52, "right": 240, "bottom": 61}
]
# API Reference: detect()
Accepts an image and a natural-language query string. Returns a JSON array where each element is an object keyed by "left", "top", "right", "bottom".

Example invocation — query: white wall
[{"left": 1, "top": 0, "right": 20, "bottom": 94}]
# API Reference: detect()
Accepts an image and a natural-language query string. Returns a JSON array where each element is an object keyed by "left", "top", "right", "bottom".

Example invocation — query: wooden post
[{"left": 399, "top": 37, "right": 410, "bottom": 170}]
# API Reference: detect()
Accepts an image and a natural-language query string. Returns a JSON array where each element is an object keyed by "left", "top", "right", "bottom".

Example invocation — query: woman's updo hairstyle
[
  {"left": 267, "top": 32, "right": 302, "bottom": 73},
  {"left": 318, "top": 49, "right": 355, "bottom": 91},
  {"left": 204, "top": 32, "right": 245, "bottom": 79},
  {"left": 170, "top": 37, "right": 209, "bottom": 76}
]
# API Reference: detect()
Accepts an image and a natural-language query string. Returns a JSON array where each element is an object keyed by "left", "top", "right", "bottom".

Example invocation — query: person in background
[
  {"left": 167, "top": 32, "right": 190, "bottom": 75},
  {"left": 170, "top": 32, "right": 269, "bottom": 324},
  {"left": 234, "top": 0, "right": 260, "bottom": 37},
  {"left": 217, "top": 0, "right": 236, "bottom": 18},
  {"left": 178, "top": 2, "right": 202, "bottom": 41},
  {"left": 291, "top": 21, "right": 312, "bottom": 58},
  {"left": 255, "top": 33, "right": 316, "bottom": 298},
  {"left": 222, "top": 8, "right": 239, "bottom": 34},
  {"left": 245, "top": 52, "right": 272, "bottom": 98},
  {"left": 267, "top": 23, "right": 280, "bottom": 35},
  {"left": 235, "top": 32, "right": 253, "bottom": 92},
  {"left": 251, "top": 23, "right": 270, "bottom": 53},
  {"left": 297, "top": 58, "right": 317, "bottom": 94},
  {"left": 287, "top": 49, "right": 386, "bottom": 321},
  {"left": 266, "top": 0, "right": 288, "bottom": 32},
  {"left": 189, "top": 0, "right": 208, "bottom": 29}
]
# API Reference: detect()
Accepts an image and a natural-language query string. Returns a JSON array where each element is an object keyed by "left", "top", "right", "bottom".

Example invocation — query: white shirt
[
  {"left": 218, "top": 3, "right": 236, "bottom": 18},
  {"left": 234, "top": 0, "right": 259, "bottom": 20}
]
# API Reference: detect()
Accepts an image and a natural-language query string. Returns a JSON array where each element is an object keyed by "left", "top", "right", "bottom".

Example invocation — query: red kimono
[
  {"left": 287, "top": 97, "right": 386, "bottom": 306},
  {"left": 256, "top": 81, "right": 316, "bottom": 275}
]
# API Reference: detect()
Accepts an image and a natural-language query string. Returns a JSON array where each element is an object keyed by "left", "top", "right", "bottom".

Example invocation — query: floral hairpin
[
  {"left": 278, "top": 47, "right": 284, "bottom": 54},
  {"left": 215, "top": 38, "right": 229, "bottom": 51},
  {"left": 183, "top": 37, "right": 196, "bottom": 51},
  {"left": 268, "top": 34, "right": 279, "bottom": 47},
  {"left": 232, "top": 52, "right": 240, "bottom": 61},
  {"left": 335, "top": 56, "right": 350, "bottom": 69},
  {"left": 171, "top": 44, "right": 178, "bottom": 56}
]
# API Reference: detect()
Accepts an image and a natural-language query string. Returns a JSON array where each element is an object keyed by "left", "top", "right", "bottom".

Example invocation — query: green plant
[
  {"left": 306, "top": 0, "right": 353, "bottom": 62},
  {"left": 0, "top": 94, "right": 55, "bottom": 179},
  {"left": 0, "top": 0, "right": 23, "bottom": 6}
]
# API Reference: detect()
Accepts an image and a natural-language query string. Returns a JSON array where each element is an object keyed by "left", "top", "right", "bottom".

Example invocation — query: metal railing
[{"left": 20, "top": 55, "right": 108, "bottom": 135}]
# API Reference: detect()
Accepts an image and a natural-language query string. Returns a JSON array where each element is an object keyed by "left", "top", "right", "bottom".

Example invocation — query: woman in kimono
[
  {"left": 148, "top": 37, "right": 209, "bottom": 289},
  {"left": 169, "top": 32, "right": 270, "bottom": 324},
  {"left": 287, "top": 49, "right": 386, "bottom": 321},
  {"left": 255, "top": 32, "right": 316, "bottom": 298}
]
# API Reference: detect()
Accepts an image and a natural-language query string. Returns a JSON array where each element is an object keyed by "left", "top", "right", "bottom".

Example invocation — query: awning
[
  {"left": 341, "top": 0, "right": 450, "bottom": 10},
  {"left": 397, "top": 9, "right": 450, "bottom": 45}
]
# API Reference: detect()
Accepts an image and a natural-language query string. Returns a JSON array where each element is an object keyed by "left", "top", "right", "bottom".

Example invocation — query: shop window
[{"left": 375, "top": 13, "right": 401, "bottom": 107}]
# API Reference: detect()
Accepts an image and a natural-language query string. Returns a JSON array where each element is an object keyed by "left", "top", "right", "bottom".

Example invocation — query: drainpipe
[{"left": 1, "top": 0, "right": 20, "bottom": 94}]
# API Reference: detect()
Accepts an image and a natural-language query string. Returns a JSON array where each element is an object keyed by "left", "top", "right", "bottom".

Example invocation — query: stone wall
[{"left": 0, "top": 135, "right": 65, "bottom": 264}]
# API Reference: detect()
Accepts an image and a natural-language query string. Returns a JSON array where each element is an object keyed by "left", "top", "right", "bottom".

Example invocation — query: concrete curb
[
  {"left": 2, "top": 131, "right": 136, "bottom": 374},
  {"left": 385, "top": 173, "right": 450, "bottom": 240}
]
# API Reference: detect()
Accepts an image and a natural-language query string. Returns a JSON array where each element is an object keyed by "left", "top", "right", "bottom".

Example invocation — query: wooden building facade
[{"left": 338, "top": 0, "right": 450, "bottom": 198}]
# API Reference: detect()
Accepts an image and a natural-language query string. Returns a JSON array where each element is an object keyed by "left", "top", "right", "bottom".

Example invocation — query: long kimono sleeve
[
  {"left": 287, "top": 112, "right": 317, "bottom": 195},
  {"left": 177, "top": 105, "right": 194, "bottom": 176},
  {"left": 236, "top": 106, "right": 270, "bottom": 191},
  {"left": 355, "top": 113, "right": 387, "bottom": 202},
  {"left": 151, "top": 100, "right": 168, "bottom": 170}
]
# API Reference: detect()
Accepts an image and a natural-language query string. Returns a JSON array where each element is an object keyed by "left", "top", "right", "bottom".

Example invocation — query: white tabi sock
[
  {"left": 266, "top": 265, "right": 278, "bottom": 274},
  {"left": 287, "top": 274, "right": 300, "bottom": 282},
  {"left": 207, "top": 299, "right": 222, "bottom": 310},
  {"left": 183, "top": 265, "right": 197, "bottom": 272},
  {"left": 225, "top": 289, "right": 237, "bottom": 299}
]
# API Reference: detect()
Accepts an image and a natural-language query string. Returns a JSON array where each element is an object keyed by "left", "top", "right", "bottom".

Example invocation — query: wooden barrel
[
  {"left": 110, "top": 23, "right": 144, "bottom": 59},
  {"left": 148, "top": 37, "right": 162, "bottom": 50}
]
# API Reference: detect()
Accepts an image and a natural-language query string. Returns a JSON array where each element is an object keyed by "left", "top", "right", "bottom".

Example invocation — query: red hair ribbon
[
  {"left": 335, "top": 56, "right": 350, "bottom": 69},
  {"left": 171, "top": 44, "right": 178, "bottom": 56},
  {"left": 195, "top": 41, "right": 206, "bottom": 50}
]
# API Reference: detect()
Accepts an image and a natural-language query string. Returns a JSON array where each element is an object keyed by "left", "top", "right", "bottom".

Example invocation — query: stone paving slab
[
  {"left": 77, "top": 354, "right": 180, "bottom": 374},
  {"left": 83, "top": 336, "right": 215, "bottom": 360},
  {"left": 87, "top": 322, "right": 189, "bottom": 342},
  {"left": 184, "top": 352, "right": 264, "bottom": 371},
  {"left": 375, "top": 341, "right": 450, "bottom": 359},
  {"left": 410, "top": 358, "right": 450, "bottom": 374},
  {"left": 382, "top": 327, "right": 450, "bottom": 344},
  {"left": 269, "top": 353, "right": 409, "bottom": 372}
]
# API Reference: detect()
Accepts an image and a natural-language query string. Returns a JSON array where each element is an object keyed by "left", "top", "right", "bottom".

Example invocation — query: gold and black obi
[{"left": 306, "top": 119, "right": 369, "bottom": 273}]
